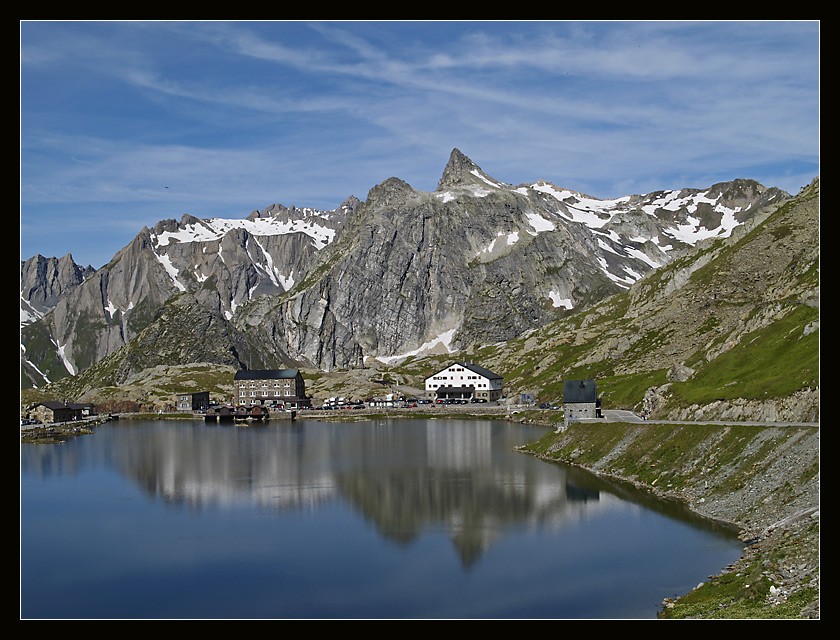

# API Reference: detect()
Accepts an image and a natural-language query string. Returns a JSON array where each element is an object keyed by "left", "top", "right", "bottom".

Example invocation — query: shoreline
[{"left": 517, "top": 420, "right": 819, "bottom": 619}]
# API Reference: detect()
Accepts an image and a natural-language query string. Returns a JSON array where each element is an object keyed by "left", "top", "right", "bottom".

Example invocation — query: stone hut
[
  {"left": 30, "top": 401, "right": 92, "bottom": 424},
  {"left": 563, "top": 379, "right": 601, "bottom": 421}
]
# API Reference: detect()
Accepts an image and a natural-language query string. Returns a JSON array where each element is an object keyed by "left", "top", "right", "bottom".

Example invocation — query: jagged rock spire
[{"left": 437, "top": 148, "right": 494, "bottom": 190}]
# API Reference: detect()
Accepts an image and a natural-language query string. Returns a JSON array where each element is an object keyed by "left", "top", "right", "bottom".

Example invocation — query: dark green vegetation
[{"left": 672, "top": 303, "right": 819, "bottom": 405}]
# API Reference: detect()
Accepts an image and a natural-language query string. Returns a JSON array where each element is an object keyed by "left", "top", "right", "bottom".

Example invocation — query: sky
[{"left": 20, "top": 20, "right": 820, "bottom": 269}]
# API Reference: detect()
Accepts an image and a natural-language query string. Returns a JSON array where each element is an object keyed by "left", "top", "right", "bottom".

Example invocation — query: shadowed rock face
[
  {"left": 235, "top": 150, "right": 787, "bottom": 370},
  {"left": 21, "top": 148, "right": 790, "bottom": 381},
  {"left": 20, "top": 253, "right": 95, "bottom": 320}
]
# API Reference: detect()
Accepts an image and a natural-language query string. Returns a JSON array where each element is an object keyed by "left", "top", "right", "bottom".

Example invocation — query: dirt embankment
[{"left": 519, "top": 421, "right": 819, "bottom": 619}]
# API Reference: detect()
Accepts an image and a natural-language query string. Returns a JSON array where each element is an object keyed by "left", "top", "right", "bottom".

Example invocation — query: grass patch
[
  {"left": 596, "top": 369, "right": 669, "bottom": 410},
  {"left": 660, "top": 559, "right": 818, "bottom": 619},
  {"left": 668, "top": 304, "right": 818, "bottom": 406}
]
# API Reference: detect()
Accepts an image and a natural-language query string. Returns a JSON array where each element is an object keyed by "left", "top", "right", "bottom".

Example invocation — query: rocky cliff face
[
  {"left": 20, "top": 254, "right": 96, "bottom": 387},
  {"left": 229, "top": 150, "right": 788, "bottom": 370},
  {"left": 20, "top": 149, "right": 789, "bottom": 385},
  {"left": 20, "top": 254, "right": 95, "bottom": 325},
  {"left": 20, "top": 198, "right": 356, "bottom": 385}
]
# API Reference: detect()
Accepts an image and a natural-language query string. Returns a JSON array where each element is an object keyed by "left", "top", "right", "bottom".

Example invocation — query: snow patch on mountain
[
  {"left": 530, "top": 180, "right": 747, "bottom": 249},
  {"left": 153, "top": 251, "right": 187, "bottom": 292},
  {"left": 598, "top": 256, "right": 636, "bottom": 287},
  {"left": 150, "top": 209, "right": 339, "bottom": 252},
  {"left": 525, "top": 212, "right": 556, "bottom": 234},
  {"left": 52, "top": 338, "right": 76, "bottom": 375},
  {"left": 663, "top": 207, "right": 741, "bottom": 245},
  {"left": 471, "top": 169, "right": 505, "bottom": 189},
  {"left": 548, "top": 292, "right": 573, "bottom": 309},
  {"left": 21, "top": 343, "right": 51, "bottom": 385},
  {"left": 105, "top": 298, "right": 133, "bottom": 319},
  {"left": 475, "top": 230, "right": 521, "bottom": 259},
  {"left": 374, "top": 328, "right": 457, "bottom": 364},
  {"left": 248, "top": 237, "right": 284, "bottom": 289},
  {"left": 625, "top": 247, "right": 662, "bottom": 269},
  {"left": 20, "top": 298, "right": 41, "bottom": 326}
]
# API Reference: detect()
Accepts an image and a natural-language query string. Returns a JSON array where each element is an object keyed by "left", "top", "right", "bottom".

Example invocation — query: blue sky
[{"left": 21, "top": 20, "right": 820, "bottom": 268}]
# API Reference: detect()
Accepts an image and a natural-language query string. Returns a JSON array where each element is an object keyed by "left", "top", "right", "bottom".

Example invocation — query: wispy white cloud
[{"left": 21, "top": 20, "right": 819, "bottom": 267}]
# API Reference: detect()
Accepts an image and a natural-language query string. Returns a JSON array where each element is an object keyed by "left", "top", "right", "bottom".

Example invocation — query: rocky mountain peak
[
  {"left": 364, "top": 176, "right": 417, "bottom": 209},
  {"left": 436, "top": 148, "right": 492, "bottom": 190},
  {"left": 338, "top": 195, "right": 362, "bottom": 213},
  {"left": 20, "top": 253, "right": 95, "bottom": 325},
  {"left": 20, "top": 145, "right": 808, "bottom": 386},
  {"left": 150, "top": 217, "right": 181, "bottom": 236},
  {"left": 247, "top": 204, "right": 289, "bottom": 221}
]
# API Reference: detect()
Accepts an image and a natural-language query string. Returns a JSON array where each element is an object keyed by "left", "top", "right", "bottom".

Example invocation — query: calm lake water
[{"left": 20, "top": 418, "right": 743, "bottom": 619}]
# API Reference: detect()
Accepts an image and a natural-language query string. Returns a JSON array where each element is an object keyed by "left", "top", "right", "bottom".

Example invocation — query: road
[{"left": 593, "top": 409, "right": 817, "bottom": 427}]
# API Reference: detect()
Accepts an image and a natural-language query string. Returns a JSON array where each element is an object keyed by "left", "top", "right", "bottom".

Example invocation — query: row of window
[
  {"left": 239, "top": 390, "right": 294, "bottom": 397},
  {"left": 239, "top": 382, "right": 292, "bottom": 387},
  {"left": 427, "top": 383, "right": 491, "bottom": 388}
]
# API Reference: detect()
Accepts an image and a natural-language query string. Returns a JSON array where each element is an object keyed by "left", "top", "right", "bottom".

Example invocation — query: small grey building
[
  {"left": 563, "top": 379, "right": 601, "bottom": 420},
  {"left": 176, "top": 391, "right": 210, "bottom": 412}
]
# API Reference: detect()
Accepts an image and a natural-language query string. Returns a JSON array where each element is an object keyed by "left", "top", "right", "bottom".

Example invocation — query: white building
[{"left": 425, "top": 361, "right": 503, "bottom": 402}]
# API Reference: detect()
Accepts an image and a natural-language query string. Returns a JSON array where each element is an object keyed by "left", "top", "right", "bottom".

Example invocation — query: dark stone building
[
  {"left": 233, "top": 369, "right": 311, "bottom": 409},
  {"left": 29, "top": 400, "right": 94, "bottom": 424},
  {"left": 176, "top": 391, "right": 210, "bottom": 412},
  {"left": 563, "top": 379, "right": 601, "bottom": 420}
]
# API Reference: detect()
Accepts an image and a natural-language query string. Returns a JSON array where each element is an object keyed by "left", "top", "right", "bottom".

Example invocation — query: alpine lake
[{"left": 20, "top": 417, "right": 744, "bottom": 619}]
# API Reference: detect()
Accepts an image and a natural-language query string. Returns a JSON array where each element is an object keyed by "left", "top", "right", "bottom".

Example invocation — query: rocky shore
[
  {"left": 518, "top": 420, "right": 819, "bottom": 619},
  {"left": 20, "top": 415, "right": 115, "bottom": 444}
]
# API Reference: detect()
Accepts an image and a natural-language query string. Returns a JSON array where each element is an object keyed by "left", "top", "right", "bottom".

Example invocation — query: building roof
[
  {"left": 36, "top": 401, "right": 89, "bottom": 410},
  {"left": 563, "top": 379, "right": 598, "bottom": 403},
  {"left": 429, "top": 361, "right": 502, "bottom": 380},
  {"left": 234, "top": 369, "right": 300, "bottom": 380}
]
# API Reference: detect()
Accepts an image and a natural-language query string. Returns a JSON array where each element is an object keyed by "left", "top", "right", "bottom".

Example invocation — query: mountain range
[{"left": 21, "top": 149, "right": 795, "bottom": 394}]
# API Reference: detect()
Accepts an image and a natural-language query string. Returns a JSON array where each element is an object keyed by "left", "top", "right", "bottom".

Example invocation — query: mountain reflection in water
[{"left": 21, "top": 418, "right": 742, "bottom": 619}]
